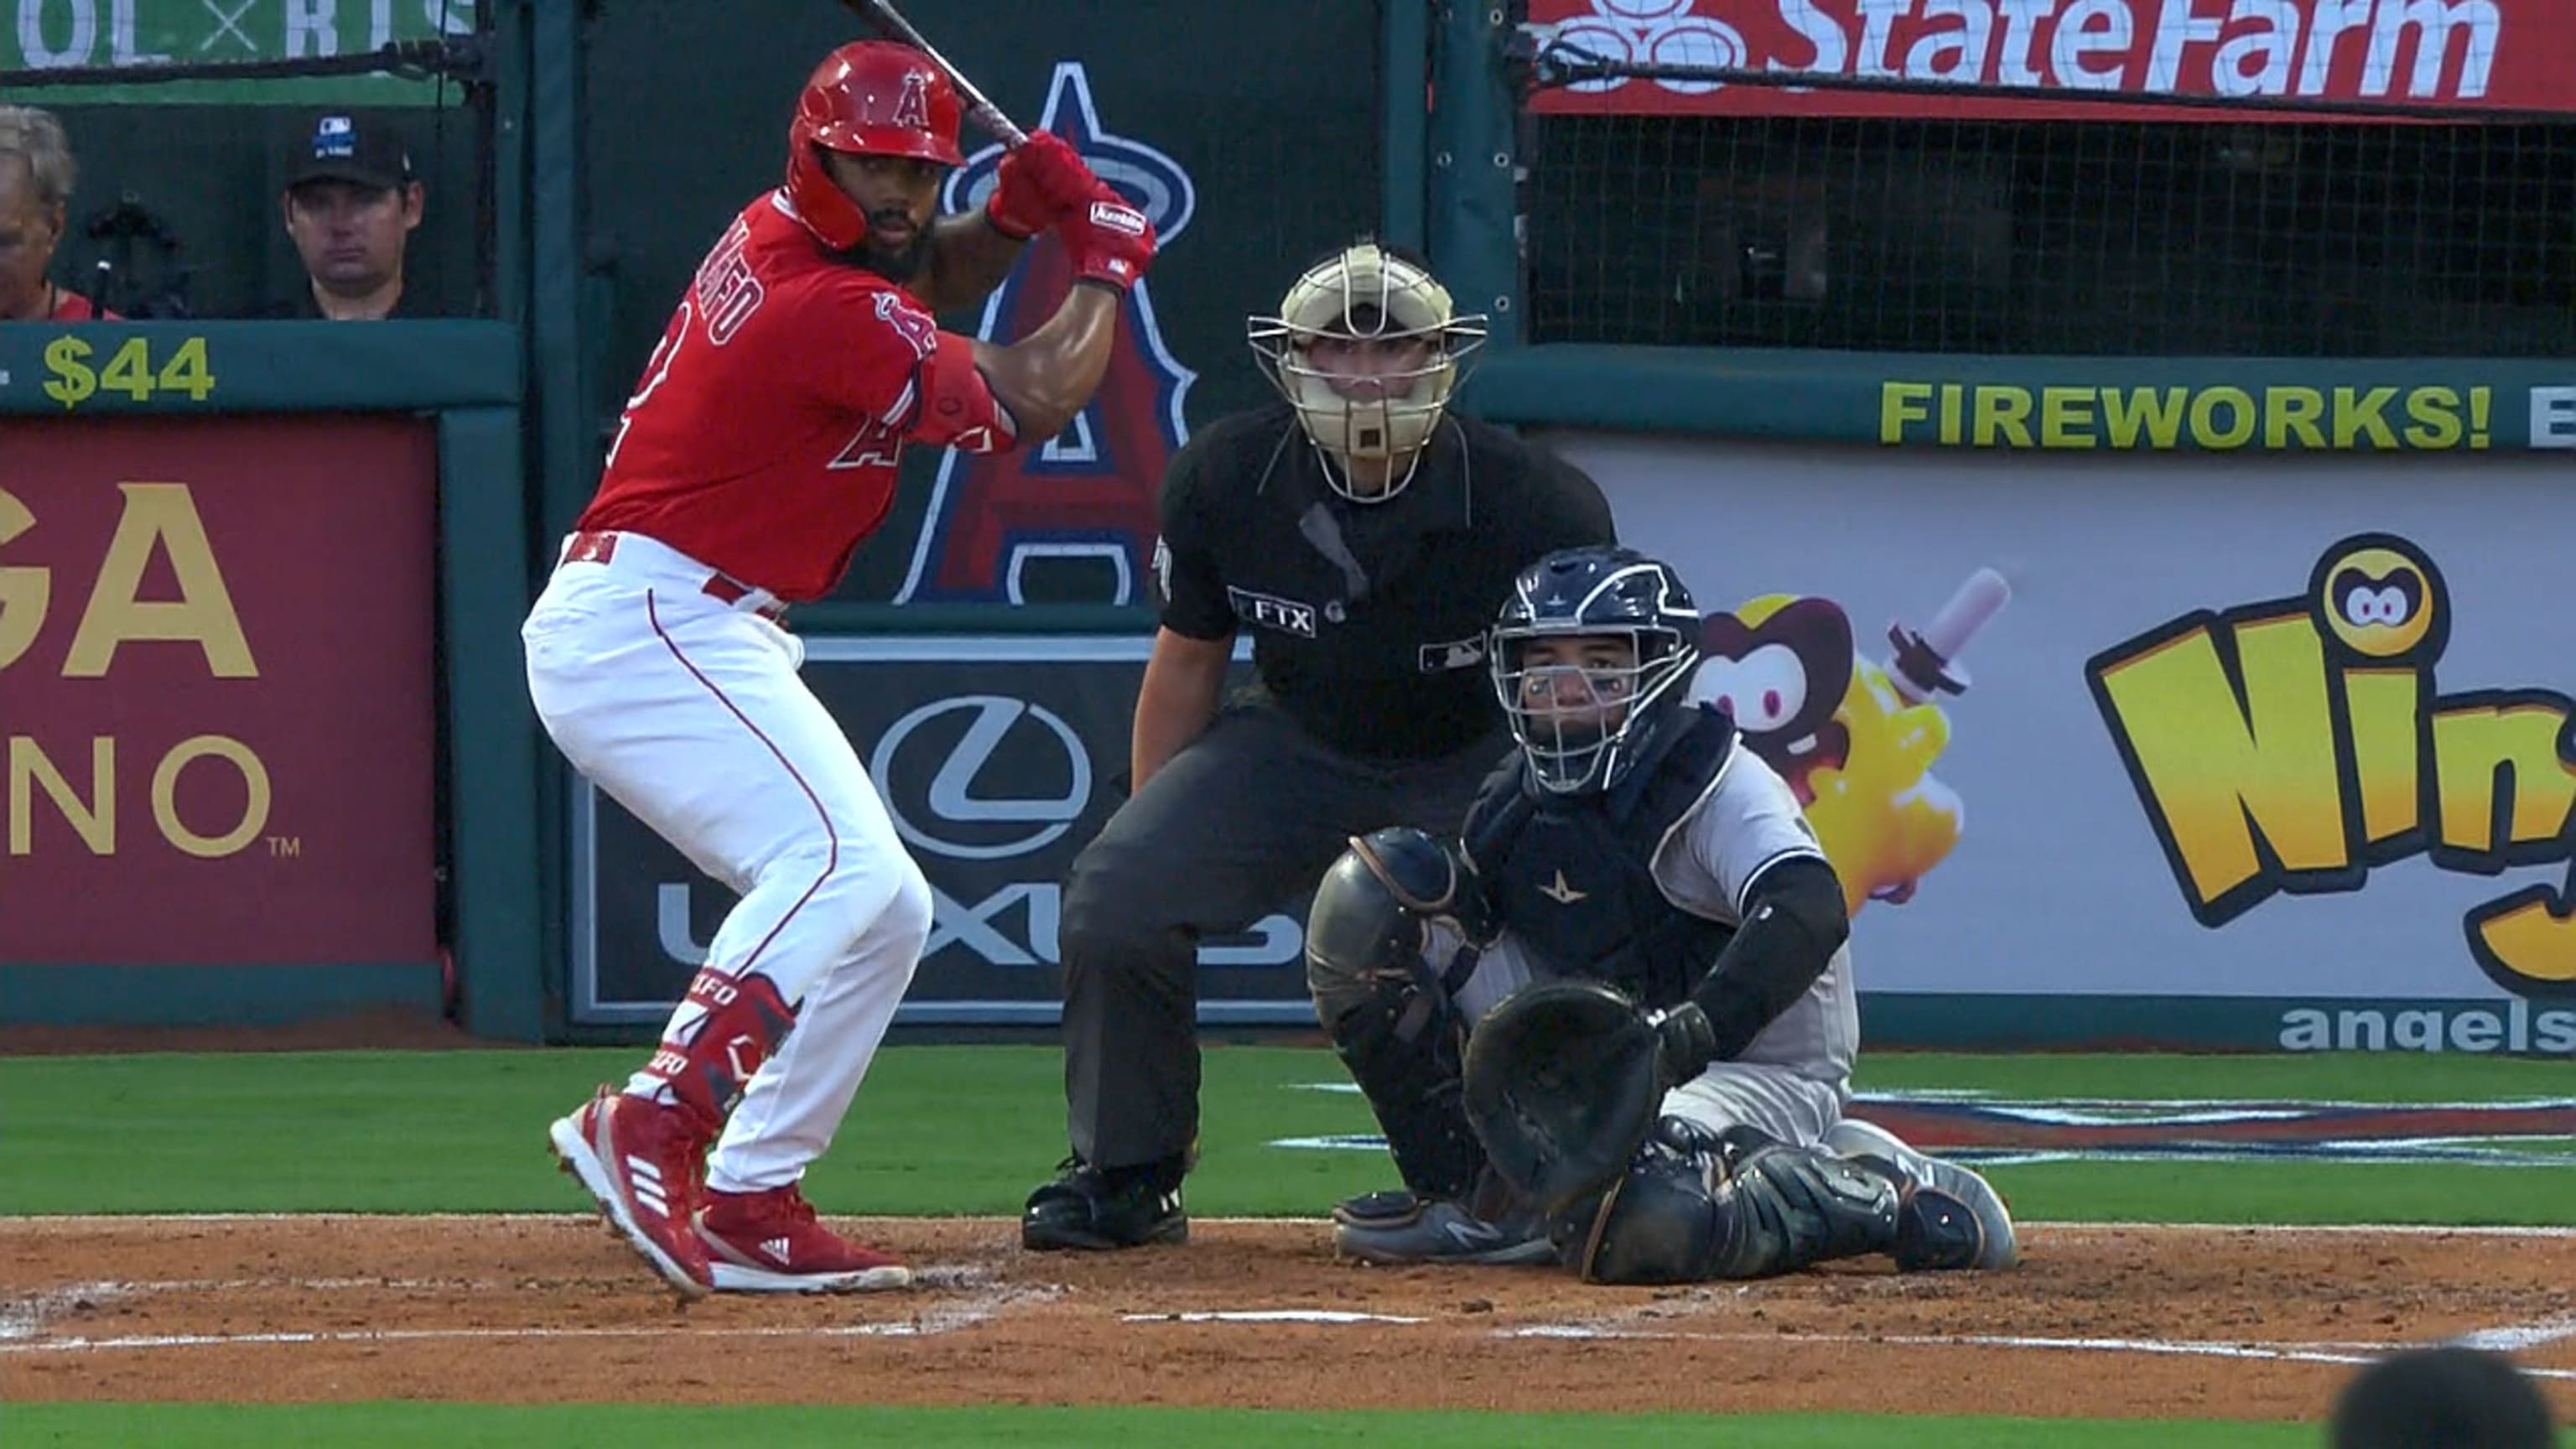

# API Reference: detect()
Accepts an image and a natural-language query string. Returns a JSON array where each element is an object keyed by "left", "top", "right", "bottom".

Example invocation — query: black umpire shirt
[{"left": 1152, "top": 402, "right": 1617, "bottom": 761}]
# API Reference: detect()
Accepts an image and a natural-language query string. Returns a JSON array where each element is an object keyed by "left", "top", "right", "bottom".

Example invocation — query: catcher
[{"left": 1303, "top": 544, "right": 2019, "bottom": 1282}]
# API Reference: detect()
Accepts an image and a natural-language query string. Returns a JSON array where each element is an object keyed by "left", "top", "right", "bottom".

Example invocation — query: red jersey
[
  {"left": 36, "top": 289, "right": 117, "bottom": 320},
  {"left": 578, "top": 191, "right": 1010, "bottom": 601}
]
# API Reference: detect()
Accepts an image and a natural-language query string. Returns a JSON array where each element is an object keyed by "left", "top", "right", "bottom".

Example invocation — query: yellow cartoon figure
[{"left": 1697, "top": 569, "right": 2009, "bottom": 916}]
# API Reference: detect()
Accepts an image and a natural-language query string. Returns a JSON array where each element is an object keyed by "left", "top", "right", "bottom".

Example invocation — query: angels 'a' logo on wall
[{"left": 900, "top": 61, "right": 1198, "bottom": 605}]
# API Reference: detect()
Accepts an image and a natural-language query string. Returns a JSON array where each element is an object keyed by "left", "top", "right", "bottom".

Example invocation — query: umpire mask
[
  {"left": 1492, "top": 548, "right": 1704, "bottom": 796},
  {"left": 1246, "top": 242, "right": 1488, "bottom": 503}
]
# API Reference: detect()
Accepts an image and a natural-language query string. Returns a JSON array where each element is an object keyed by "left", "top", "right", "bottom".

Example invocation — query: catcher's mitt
[{"left": 1460, "top": 979, "right": 1665, "bottom": 1217}]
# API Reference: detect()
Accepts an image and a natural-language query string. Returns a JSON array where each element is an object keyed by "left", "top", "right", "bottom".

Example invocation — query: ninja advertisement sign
[{"left": 1556, "top": 429, "right": 2576, "bottom": 1055}]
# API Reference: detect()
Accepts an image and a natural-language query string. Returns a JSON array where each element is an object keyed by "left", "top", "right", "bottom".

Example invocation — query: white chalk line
[
  {"left": 1120, "top": 1310, "right": 1427, "bottom": 1325},
  {"left": 2452, "top": 1314, "right": 2576, "bottom": 1353},
  {"left": 0, "top": 1323, "right": 944, "bottom": 1354},
  {"left": 7, "top": 1223, "right": 2571, "bottom": 1378},
  {"left": 1494, "top": 1326, "right": 2576, "bottom": 1380},
  {"left": 0, "top": 1281, "right": 134, "bottom": 1342},
  {"left": 0, "top": 1275, "right": 609, "bottom": 1342},
  {"left": 8, "top": 1263, "right": 1035, "bottom": 1351},
  {"left": 5, "top": 1213, "right": 2573, "bottom": 1237},
  {"left": 12, "top": 1313, "right": 2573, "bottom": 1380}
]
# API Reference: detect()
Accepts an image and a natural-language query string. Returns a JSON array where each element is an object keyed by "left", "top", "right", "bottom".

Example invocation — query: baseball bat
[{"left": 840, "top": 0, "right": 1029, "bottom": 149}]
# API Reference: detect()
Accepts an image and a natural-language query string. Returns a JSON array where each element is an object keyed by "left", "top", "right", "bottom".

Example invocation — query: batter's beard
[{"left": 848, "top": 229, "right": 932, "bottom": 284}]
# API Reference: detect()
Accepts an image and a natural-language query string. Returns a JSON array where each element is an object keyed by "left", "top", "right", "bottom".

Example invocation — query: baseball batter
[
  {"left": 1304, "top": 545, "right": 2020, "bottom": 1279},
  {"left": 529, "top": 39, "right": 1155, "bottom": 1299}
]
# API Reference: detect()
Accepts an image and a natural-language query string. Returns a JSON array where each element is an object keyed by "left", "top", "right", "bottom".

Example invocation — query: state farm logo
[
  {"left": 1535, "top": 0, "right": 2507, "bottom": 104},
  {"left": 1552, "top": 0, "right": 1748, "bottom": 94},
  {"left": 868, "top": 696, "right": 1092, "bottom": 860}
]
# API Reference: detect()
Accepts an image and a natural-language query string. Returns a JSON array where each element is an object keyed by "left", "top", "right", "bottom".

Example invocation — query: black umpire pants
[{"left": 1057, "top": 702, "right": 1511, "bottom": 1176}]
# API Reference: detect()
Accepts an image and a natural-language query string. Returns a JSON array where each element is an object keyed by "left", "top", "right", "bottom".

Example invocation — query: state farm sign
[{"left": 1525, "top": 0, "right": 2570, "bottom": 120}]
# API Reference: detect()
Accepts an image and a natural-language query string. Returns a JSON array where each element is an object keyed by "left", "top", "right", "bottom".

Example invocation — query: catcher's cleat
[
  {"left": 1332, "top": 1190, "right": 1558, "bottom": 1266},
  {"left": 1820, "top": 1117, "right": 2019, "bottom": 1271},
  {"left": 1021, "top": 1157, "right": 1187, "bottom": 1251}
]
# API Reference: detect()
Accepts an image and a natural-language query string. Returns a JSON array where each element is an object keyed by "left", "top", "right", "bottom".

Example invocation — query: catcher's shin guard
[
  {"left": 1575, "top": 1120, "right": 1901, "bottom": 1284},
  {"left": 1306, "top": 835, "right": 1489, "bottom": 1201},
  {"left": 1822, "top": 1118, "right": 2018, "bottom": 1270},
  {"left": 1315, "top": 980, "right": 1485, "bottom": 1200}
]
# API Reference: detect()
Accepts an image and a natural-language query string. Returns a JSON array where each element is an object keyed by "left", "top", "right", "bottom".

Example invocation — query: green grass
[
  {"left": 1851, "top": 1048, "right": 2576, "bottom": 1100},
  {"left": 7, "top": 1047, "right": 2571, "bottom": 1442},
  {"left": 0, "top": 1404, "right": 2360, "bottom": 1448},
  {"left": 1, "top": 1046, "right": 2568, "bottom": 1221}
]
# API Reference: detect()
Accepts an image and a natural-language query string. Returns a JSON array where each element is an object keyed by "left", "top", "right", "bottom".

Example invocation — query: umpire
[{"left": 1021, "top": 241, "right": 1618, "bottom": 1249}]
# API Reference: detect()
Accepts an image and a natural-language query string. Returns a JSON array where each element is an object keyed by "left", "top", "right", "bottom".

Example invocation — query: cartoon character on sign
[
  {"left": 2086, "top": 532, "right": 2576, "bottom": 1001},
  {"left": 896, "top": 61, "right": 1198, "bottom": 605},
  {"left": 1696, "top": 569, "right": 2011, "bottom": 915}
]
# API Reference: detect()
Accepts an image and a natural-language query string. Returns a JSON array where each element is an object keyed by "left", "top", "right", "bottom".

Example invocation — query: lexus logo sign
[{"left": 869, "top": 695, "right": 1093, "bottom": 860}]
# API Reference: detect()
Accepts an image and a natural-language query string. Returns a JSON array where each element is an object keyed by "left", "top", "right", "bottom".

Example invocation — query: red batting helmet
[{"left": 783, "top": 40, "right": 964, "bottom": 251}]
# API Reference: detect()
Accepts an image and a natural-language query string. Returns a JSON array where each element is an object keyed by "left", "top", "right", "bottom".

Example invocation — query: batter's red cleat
[
  {"left": 548, "top": 1086, "right": 714, "bottom": 1301},
  {"left": 697, "top": 1184, "right": 914, "bottom": 1293}
]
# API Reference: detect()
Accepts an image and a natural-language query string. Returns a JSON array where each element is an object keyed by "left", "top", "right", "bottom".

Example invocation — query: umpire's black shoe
[{"left": 1021, "top": 1157, "right": 1188, "bottom": 1251}]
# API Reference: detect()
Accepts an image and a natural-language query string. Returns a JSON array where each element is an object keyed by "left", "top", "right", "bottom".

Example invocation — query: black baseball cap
[{"left": 287, "top": 112, "right": 414, "bottom": 191}]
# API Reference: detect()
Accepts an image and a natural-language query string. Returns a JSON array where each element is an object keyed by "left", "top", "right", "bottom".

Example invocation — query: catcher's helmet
[
  {"left": 783, "top": 40, "right": 963, "bottom": 251},
  {"left": 1245, "top": 242, "right": 1488, "bottom": 501},
  {"left": 1490, "top": 546, "right": 1703, "bottom": 796}
]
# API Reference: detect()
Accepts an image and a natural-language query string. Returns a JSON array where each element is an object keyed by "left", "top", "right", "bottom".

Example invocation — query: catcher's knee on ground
[
  {"left": 1305, "top": 830, "right": 1489, "bottom": 1199},
  {"left": 1575, "top": 1120, "right": 1996, "bottom": 1283},
  {"left": 1820, "top": 1117, "right": 2018, "bottom": 1271},
  {"left": 1570, "top": 1120, "right": 1905, "bottom": 1284}
]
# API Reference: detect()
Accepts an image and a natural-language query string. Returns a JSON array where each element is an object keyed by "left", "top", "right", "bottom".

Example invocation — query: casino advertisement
[
  {"left": 1550, "top": 428, "right": 2576, "bottom": 1055},
  {"left": 572, "top": 636, "right": 1300, "bottom": 1029},
  {"left": 0, "top": 415, "right": 441, "bottom": 967}
]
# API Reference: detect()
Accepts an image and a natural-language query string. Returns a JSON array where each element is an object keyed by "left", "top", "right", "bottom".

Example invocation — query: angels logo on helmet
[{"left": 782, "top": 41, "right": 966, "bottom": 254}]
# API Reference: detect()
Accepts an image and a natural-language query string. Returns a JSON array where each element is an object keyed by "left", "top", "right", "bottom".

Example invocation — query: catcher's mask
[
  {"left": 1492, "top": 546, "right": 1702, "bottom": 796},
  {"left": 1245, "top": 242, "right": 1488, "bottom": 501}
]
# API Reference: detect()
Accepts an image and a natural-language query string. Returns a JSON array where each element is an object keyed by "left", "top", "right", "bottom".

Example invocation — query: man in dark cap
[{"left": 268, "top": 111, "right": 433, "bottom": 319}]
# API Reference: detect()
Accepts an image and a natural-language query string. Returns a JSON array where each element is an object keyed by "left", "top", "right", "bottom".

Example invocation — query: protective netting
[
  {"left": 1516, "top": 15, "right": 2576, "bottom": 356},
  {"left": 3, "top": 13, "right": 491, "bottom": 320}
]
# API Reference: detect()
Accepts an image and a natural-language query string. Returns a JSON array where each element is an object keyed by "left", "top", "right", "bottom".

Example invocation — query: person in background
[
  {"left": 268, "top": 111, "right": 432, "bottom": 320},
  {"left": 2328, "top": 1346, "right": 2559, "bottom": 1449},
  {"left": 0, "top": 104, "right": 117, "bottom": 321}
]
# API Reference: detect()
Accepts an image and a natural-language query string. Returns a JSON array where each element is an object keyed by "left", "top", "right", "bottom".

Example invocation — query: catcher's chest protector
[{"left": 1464, "top": 710, "right": 1738, "bottom": 1009}]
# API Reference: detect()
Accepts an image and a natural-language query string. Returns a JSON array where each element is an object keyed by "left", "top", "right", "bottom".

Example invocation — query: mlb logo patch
[
  {"left": 1419, "top": 634, "right": 1487, "bottom": 673},
  {"left": 313, "top": 114, "right": 357, "bottom": 159}
]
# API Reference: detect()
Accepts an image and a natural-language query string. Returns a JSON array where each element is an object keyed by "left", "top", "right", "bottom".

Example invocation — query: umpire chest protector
[{"left": 1463, "top": 708, "right": 1739, "bottom": 1010}]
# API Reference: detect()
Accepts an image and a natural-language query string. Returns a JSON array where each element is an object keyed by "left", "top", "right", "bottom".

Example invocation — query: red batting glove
[
  {"left": 1062, "top": 189, "right": 1156, "bottom": 292},
  {"left": 984, "top": 130, "right": 1098, "bottom": 241}
]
